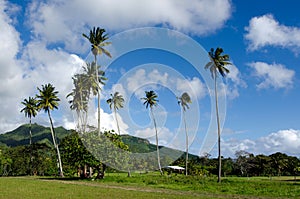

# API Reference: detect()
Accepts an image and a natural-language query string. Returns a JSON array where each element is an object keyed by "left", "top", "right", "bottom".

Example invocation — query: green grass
[
  {"left": 0, "top": 174, "right": 299, "bottom": 199},
  {"left": 101, "top": 173, "right": 300, "bottom": 198}
]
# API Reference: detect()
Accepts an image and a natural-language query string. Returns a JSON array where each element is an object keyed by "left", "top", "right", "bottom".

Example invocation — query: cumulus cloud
[
  {"left": 222, "top": 129, "right": 300, "bottom": 157},
  {"left": 245, "top": 14, "right": 300, "bottom": 52},
  {"left": 27, "top": 0, "right": 232, "bottom": 52},
  {"left": 134, "top": 126, "right": 174, "bottom": 146},
  {"left": 125, "top": 68, "right": 206, "bottom": 100},
  {"left": 0, "top": 0, "right": 85, "bottom": 132},
  {"left": 223, "top": 64, "right": 247, "bottom": 99},
  {"left": 176, "top": 77, "right": 207, "bottom": 99},
  {"left": 0, "top": 1, "right": 30, "bottom": 132},
  {"left": 248, "top": 62, "right": 295, "bottom": 90}
]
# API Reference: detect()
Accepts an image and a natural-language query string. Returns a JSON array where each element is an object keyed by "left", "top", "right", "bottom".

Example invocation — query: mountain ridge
[{"left": 0, "top": 123, "right": 196, "bottom": 160}]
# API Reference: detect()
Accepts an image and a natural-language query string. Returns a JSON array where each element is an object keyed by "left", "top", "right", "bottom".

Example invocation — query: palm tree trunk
[
  {"left": 48, "top": 110, "right": 64, "bottom": 177},
  {"left": 29, "top": 117, "right": 32, "bottom": 145},
  {"left": 114, "top": 108, "right": 121, "bottom": 135},
  {"left": 183, "top": 110, "right": 188, "bottom": 176},
  {"left": 214, "top": 74, "right": 222, "bottom": 183},
  {"left": 29, "top": 117, "right": 33, "bottom": 176},
  {"left": 151, "top": 107, "right": 163, "bottom": 175},
  {"left": 94, "top": 55, "right": 101, "bottom": 136},
  {"left": 97, "top": 91, "right": 101, "bottom": 135}
]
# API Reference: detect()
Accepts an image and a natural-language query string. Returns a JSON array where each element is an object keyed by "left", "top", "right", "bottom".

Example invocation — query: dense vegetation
[{"left": 0, "top": 124, "right": 299, "bottom": 179}]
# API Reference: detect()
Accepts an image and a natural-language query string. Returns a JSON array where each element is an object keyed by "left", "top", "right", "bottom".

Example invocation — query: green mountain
[
  {"left": 0, "top": 123, "right": 72, "bottom": 147},
  {"left": 121, "top": 134, "right": 156, "bottom": 153},
  {"left": 121, "top": 134, "right": 186, "bottom": 160},
  {"left": 0, "top": 124, "right": 196, "bottom": 162}
]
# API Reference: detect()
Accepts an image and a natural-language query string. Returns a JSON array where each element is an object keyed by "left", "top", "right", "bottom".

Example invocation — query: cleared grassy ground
[{"left": 0, "top": 174, "right": 299, "bottom": 199}]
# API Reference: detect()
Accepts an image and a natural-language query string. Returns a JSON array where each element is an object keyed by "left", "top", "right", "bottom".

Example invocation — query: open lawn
[{"left": 0, "top": 174, "right": 299, "bottom": 199}]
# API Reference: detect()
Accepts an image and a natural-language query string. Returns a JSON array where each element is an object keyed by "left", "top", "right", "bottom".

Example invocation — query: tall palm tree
[
  {"left": 141, "top": 90, "right": 163, "bottom": 175},
  {"left": 107, "top": 92, "right": 124, "bottom": 135},
  {"left": 83, "top": 62, "right": 107, "bottom": 99},
  {"left": 205, "top": 47, "right": 231, "bottom": 183},
  {"left": 36, "top": 83, "right": 64, "bottom": 177},
  {"left": 20, "top": 96, "right": 38, "bottom": 175},
  {"left": 177, "top": 92, "right": 192, "bottom": 176},
  {"left": 20, "top": 96, "right": 38, "bottom": 145},
  {"left": 67, "top": 74, "right": 89, "bottom": 132},
  {"left": 83, "top": 27, "right": 111, "bottom": 135}
]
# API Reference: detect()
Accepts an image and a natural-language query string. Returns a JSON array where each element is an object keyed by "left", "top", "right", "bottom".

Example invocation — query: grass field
[{"left": 0, "top": 174, "right": 299, "bottom": 198}]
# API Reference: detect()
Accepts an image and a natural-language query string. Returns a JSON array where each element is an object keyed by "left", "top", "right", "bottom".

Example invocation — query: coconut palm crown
[
  {"left": 142, "top": 90, "right": 158, "bottom": 109},
  {"left": 177, "top": 92, "right": 192, "bottom": 111},
  {"left": 82, "top": 27, "right": 112, "bottom": 58},
  {"left": 36, "top": 83, "right": 60, "bottom": 112},
  {"left": 205, "top": 47, "right": 230, "bottom": 78}
]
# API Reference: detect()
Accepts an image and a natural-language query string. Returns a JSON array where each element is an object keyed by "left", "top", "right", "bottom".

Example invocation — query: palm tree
[
  {"left": 83, "top": 27, "right": 111, "bottom": 135},
  {"left": 141, "top": 90, "right": 163, "bottom": 175},
  {"left": 177, "top": 92, "right": 192, "bottom": 176},
  {"left": 83, "top": 62, "right": 107, "bottom": 98},
  {"left": 20, "top": 96, "right": 38, "bottom": 145},
  {"left": 67, "top": 74, "right": 89, "bottom": 132},
  {"left": 36, "top": 83, "right": 64, "bottom": 177},
  {"left": 20, "top": 96, "right": 38, "bottom": 175},
  {"left": 107, "top": 92, "right": 124, "bottom": 135},
  {"left": 205, "top": 47, "right": 231, "bottom": 183}
]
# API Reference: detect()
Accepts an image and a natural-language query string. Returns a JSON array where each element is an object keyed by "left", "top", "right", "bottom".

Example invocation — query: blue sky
[{"left": 1, "top": 0, "right": 300, "bottom": 158}]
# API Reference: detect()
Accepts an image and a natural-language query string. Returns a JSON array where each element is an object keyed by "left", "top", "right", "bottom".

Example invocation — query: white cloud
[
  {"left": 222, "top": 129, "right": 300, "bottom": 157},
  {"left": 0, "top": 8, "right": 84, "bottom": 133},
  {"left": 176, "top": 77, "right": 206, "bottom": 99},
  {"left": 126, "top": 69, "right": 165, "bottom": 98},
  {"left": 245, "top": 14, "right": 300, "bottom": 52},
  {"left": 224, "top": 64, "right": 247, "bottom": 99},
  {"left": 100, "top": 109, "right": 129, "bottom": 134},
  {"left": 248, "top": 62, "right": 295, "bottom": 90},
  {"left": 0, "top": 1, "right": 31, "bottom": 133},
  {"left": 134, "top": 126, "right": 174, "bottom": 146},
  {"left": 27, "top": 0, "right": 232, "bottom": 52},
  {"left": 125, "top": 68, "right": 207, "bottom": 100}
]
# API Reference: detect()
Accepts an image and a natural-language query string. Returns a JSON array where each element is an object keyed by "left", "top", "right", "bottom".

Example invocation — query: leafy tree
[
  {"left": 60, "top": 131, "right": 97, "bottom": 178},
  {"left": 235, "top": 150, "right": 255, "bottom": 177},
  {"left": 141, "top": 90, "right": 162, "bottom": 175},
  {"left": 0, "top": 144, "right": 56, "bottom": 176},
  {"left": 270, "top": 152, "right": 289, "bottom": 176},
  {"left": 107, "top": 92, "right": 124, "bottom": 135},
  {"left": 83, "top": 27, "right": 111, "bottom": 135},
  {"left": 254, "top": 154, "right": 272, "bottom": 176},
  {"left": 36, "top": 83, "right": 64, "bottom": 177},
  {"left": 63, "top": 130, "right": 130, "bottom": 179},
  {"left": 177, "top": 92, "right": 192, "bottom": 176},
  {"left": 205, "top": 47, "right": 231, "bottom": 183}
]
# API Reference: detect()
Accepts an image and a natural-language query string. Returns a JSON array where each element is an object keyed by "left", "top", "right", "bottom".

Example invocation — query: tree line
[{"left": 1, "top": 141, "right": 300, "bottom": 179}]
